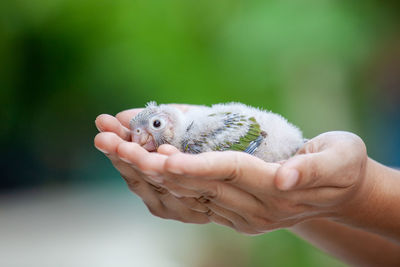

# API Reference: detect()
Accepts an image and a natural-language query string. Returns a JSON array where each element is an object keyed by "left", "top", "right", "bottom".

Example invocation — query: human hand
[
  {"left": 94, "top": 106, "right": 210, "bottom": 224},
  {"left": 95, "top": 104, "right": 371, "bottom": 234},
  {"left": 152, "top": 131, "right": 370, "bottom": 234}
]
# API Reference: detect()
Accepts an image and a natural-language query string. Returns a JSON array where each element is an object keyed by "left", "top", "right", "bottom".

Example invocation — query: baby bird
[{"left": 130, "top": 102, "right": 305, "bottom": 162}]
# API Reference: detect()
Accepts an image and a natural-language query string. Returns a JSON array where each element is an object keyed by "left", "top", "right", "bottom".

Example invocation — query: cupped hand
[
  {"left": 154, "top": 131, "right": 370, "bottom": 234},
  {"left": 95, "top": 106, "right": 370, "bottom": 235},
  {"left": 94, "top": 107, "right": 209, "bottom": 224}
]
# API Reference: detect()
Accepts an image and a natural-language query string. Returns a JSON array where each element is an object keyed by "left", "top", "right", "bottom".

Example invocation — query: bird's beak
[{"left": 132, "top": 129, "right": 157, "bottom": 152}]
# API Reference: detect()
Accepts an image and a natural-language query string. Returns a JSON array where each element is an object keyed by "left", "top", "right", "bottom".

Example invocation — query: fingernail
[
  {"left": 95, "top": 145, "right": 109, "bottom": 154},
  {"left": 281, "top": 169, "right": 299, "bottom": 190},
  {"left": 95, "top": 121, "right": 102, "bottom": 132}
]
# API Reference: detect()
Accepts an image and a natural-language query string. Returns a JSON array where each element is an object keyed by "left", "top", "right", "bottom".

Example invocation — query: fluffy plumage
[{"left": 130, "top": 102, "right": 305, "bottom": 162}]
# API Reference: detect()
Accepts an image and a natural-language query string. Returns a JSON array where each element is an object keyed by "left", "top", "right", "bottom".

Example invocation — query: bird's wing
[
  {"left": 227, "top": 116, "right": 265, "bottom": 154},
  {"left": 181, "top": 112, "right": 265, "bottom": 154},
  {"left": 243, "top": 135, "right": 264, "bottom": 155}
]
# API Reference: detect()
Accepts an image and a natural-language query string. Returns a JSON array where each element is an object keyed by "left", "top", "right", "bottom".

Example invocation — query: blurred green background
[{"left": 1, "top": 0, "right": 400, "bottom": 266}]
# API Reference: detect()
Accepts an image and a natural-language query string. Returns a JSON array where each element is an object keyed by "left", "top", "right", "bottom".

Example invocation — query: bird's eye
[{"left": 153, "top": 119, "right": 161, "bottom": 128}]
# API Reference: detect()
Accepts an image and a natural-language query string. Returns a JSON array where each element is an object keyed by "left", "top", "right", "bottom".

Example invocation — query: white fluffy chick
[{"left": 130, "top": 102, "right": 305, "bottom": 162}]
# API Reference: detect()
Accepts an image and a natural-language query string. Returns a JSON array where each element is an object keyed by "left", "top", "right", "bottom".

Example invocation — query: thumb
[{"left": 275, "top": 150, "right": 339, "bottom": 191}]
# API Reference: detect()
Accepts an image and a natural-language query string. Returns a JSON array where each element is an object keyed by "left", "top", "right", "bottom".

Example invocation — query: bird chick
[{"left": 130, "top": 102, "right": 305, "bottom": 162}]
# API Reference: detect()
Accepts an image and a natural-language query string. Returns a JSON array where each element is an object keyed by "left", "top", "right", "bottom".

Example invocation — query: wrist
[
  {"left": 292, "top": 156, "right": 400, "bottom": 244},
  {"left": 290, "top": 158, "right": 379, "bottom": 235},
  {"left": 333, "top": 157, "right": 388, "bottom": 230}
]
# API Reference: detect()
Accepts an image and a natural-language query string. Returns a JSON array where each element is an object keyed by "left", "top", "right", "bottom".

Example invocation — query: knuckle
[
  {"left": 310, "top": 166, "right": 318, "bottom": 181},
  {"left": 302, "top": 160, "right": 319, "bottom": 187},
  {"left": 250, "top": 215, "right": 273, "bottom": 231},
  {"left": 214, "top": 183, "right": 223, "bottom": 200},
  {"left": 197, "top": 195, "right": 211, "bottom": 204},
  {"left": 199, "top": 189, "right": 216, "bottom": 200},
  {"left": 137, "top": 163, "right": 149, "bottom": 173},
  {"left": 160, "top": 180, "right": 178, "bottom": 192},
  {"left": 146, "top": 205, "right": 166, "bottom": 219},
  {"left": 224, "top": 153, "right": 241, "bottom": 182},
  {"left": 164, "top": 157, "right": 180, "bottom": 173},
  {"left": 296, "top": 145, "right": 307, "bottom": 155},
  {"left": 205, "top": 209, "right": 215, "bottom": 217},
  {"left": 157, "top": 187, "right": 169, "bottom": 195},
  {"left": 123, "top": 176, "right": 141, "bottom": 191},
  {"left": 149, "top": 183, "right": 168, "bottom": 195},
  {"left": 303, "top": 140, "right": 318, "bottom": 153},
  {"left": 199, "top": 183, "right": 221, "bottom": 201},
  {"left": 167, "top": 175, "right": 184, "bottom": 185},
  {"left": 139, "top": 166, "right": 151, "bottom": 174},
  {"left": 196, "top": 217, "right": 211, "bottom": 224},
  {"left": 139, "top": 158, "right": 157, "bottom": 174},
  {"left": 136, "top": 157, "right": 149, "bottom": 171}
]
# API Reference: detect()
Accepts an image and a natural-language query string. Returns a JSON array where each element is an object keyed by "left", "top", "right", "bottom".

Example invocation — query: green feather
[{"left": 228, "top": 117, "right": 262, "bottom": 152}]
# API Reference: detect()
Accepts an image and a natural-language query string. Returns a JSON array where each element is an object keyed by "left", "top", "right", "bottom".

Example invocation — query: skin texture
[{"left": 94, "top": 106, "right": 400, "bottom": 266}]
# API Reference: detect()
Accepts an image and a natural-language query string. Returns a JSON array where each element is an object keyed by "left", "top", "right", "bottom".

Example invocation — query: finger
[
  {"left": 95, "top": 114, "right": 131, "bottom": 141},
  {"left": 161, "top": 178, "right": 202, "bottom": 198},
  {"left": 157, "top": 144, "right": 180, "bottom": 156},
  {"left": 121, "top": 173, "right": 168, "bottom": 212},
  {"left": 164, "top": 173, "right": 265, "bottom": 218},
  {"left": 206, "top": 209, "right": 235, "bottom": 229},
  {"left": 205, "top": 202, "right": 259, "bottom": 235},
  {"left": 145, "top": 192, "right": 210, "bottom": 224},
  {"left": 94, "top": 133, "right": 164, "bottom": 200},
  {"left": 147, "top": 190, "right": 211, "bottom": 224},
  {"left": 95, "top": 134, "right": 154, "bottom": 189},
  {"left": 124, "top": 172, "right": 210, "bottom": 224},
  {"left": 116, "top": 142, "right": 197, "bottom": 198},
  {"left": 112, "top": 155, "right": 209, "bottom": 223},
  {"left": 117, "top": 142, "right": 167, "bottom": 175},
  {"left": 165, "top": 151, "right": 280, "bottom": 194},
  {"left": 116, "top": 141, "right": 205, "bottom": 205},
  {"left": 94, "top": 132, "right": 125, "bottom": 157},
  {"left": 172, "top": 207, "right": 211, "bottom": 224},
  {"left": 178, "top": 197, "right": 209, "bottom": 212},
  {"left": 116, "top": 108, "right": 144, "bottom": 128},
  {"left": 95, "top": 131, "right": 209, "bottom": 224},
  {"left": 275, "top": 149, "right": 348, "bottom": 191},
  {"left": 119, "top": 160, "right": 209, "bottom": 224},
  {"left": 94, "top": 133, "right": 166, "bottom": 209},
  {"left": 147, "top": 182, "right": 169, "bottom": 195}
]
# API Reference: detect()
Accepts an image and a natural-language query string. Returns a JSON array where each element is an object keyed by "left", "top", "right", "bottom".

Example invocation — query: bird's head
[{"left": 129, "top": 102, "right": 185, "bottom": 151}]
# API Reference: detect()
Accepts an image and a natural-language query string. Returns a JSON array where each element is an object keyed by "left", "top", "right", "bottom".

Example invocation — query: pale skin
[{"left": 94, "top": 105, "right": 400, "bottom": 266}]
